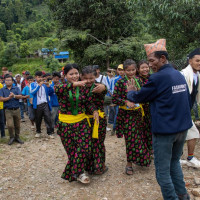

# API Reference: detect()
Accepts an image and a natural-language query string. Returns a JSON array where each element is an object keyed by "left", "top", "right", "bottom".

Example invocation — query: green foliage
[
  {"left": 19, "top": 43, "right": 30, "bottom": 58},
  {"left": 130, "top": 0, "right": 200, "bottom": 59},
  {"left": 1, "top": 42, "right": 19, "bottom": 66},
  {"left": 45, "top": 56, "right": 61, "bottom": 73},
  {"left": 44, "top": 38, "right": 59, "bottom": 52},
  {"left": 48, "top": 0, "right": 149, "bottom": 68}
]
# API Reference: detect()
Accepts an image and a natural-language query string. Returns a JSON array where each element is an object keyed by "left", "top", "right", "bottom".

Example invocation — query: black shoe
[
  {"left": 15, "top": 138, "right": 24, "bottom": 144},
  {"left": 178, "top": 193, "right": 190, "bottom": 200},
  {"left": 8, "top": 138, "right": 15, "bottom": 145}
]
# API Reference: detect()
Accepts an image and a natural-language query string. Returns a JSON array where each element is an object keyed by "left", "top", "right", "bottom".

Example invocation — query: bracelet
[{"left": 14, "top": 95, "right": 16, "bottom": 98}]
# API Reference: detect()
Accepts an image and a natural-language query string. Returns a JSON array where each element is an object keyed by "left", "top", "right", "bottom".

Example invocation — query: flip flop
[
  {"left": 125, "top": 166, "right": 133, "bottom": 175},
  {"left": 77, "top": 173, "right": 90, "bottom": 184}
]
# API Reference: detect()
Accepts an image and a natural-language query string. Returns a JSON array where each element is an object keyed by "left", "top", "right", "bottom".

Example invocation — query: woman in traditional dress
[
  {"left": 81, "top": 65, "right": 108, "bottom": 175},
  {"left": 112, "top": 59, "right": 151, "bottom": 175},
  {"left": 55, "top": 63, "right": 99, "bottom": 184},
  {"left": 136, "top": 60, "right": 152, "bottom": 152}
]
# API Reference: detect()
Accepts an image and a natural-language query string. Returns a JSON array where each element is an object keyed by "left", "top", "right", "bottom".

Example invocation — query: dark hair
[
  {"left": 0, "top": 76, "right": 3, "bottom": 79},
  {"left": 123, "top": 59, "right": 137, "bottom": 70},
  {"left": 35, "top": 71, "right": 43, "bottom": 76},
  {"left": 138, "top": 60, "right": 149, "bottom": 70},
  {"left": 42, "top": 74, "right": 47, "bottom": 78},
  {"left": 63, "top": 63, "right": 79, "bottom": 75},
  {"left": 93, "top": 65, "right": 99, "bottom": 70},
  {"left": 47, "top": 77, "right": 52, "bottom": 82},
  {"left": 4, "top": 75, "right": 13, "bottom": 81},
  {"left": 46, "top": 73, "right": 51, "bottom": 76},
  {"left": 82, "top": 65, "right": 97, "bottom": 76},
  {"left": 52, "top": 71, "right": 61, "bottom": 78},
  {"left": 154, "top": 51, "right": 169, "bottom": 60},
  {"left": 27, "top": 75, "right": 33, "bottom": 80}
]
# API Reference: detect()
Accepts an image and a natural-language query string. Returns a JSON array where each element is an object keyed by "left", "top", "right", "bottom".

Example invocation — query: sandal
[
  {"left": 77, "top": 173, "right": 90, "bottom": 184},
  {"left": 93, "top": 166, "right": 109, "bottom": 175},
  {"left": 125, "top": 166, "right": 133, "bottom": 175}
]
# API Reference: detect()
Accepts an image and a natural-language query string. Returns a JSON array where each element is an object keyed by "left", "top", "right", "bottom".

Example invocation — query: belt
[
  {"left": 88, "top": 110, "right": 105, "bottom": 139},
  {"left": 6, "top": 107, "right": 19, "bottom": 110},
  {"left": 59, "top": 113, "right": 91, "bottom": 127},
  {"left": 119, "top": 105, "right": 144, "bottom": 117}
]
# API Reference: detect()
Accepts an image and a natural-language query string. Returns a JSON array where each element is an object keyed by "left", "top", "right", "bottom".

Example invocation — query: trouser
[
  {"left": 35, "top": 103, "right": 53, "bottom": 135},
  {"left": 153, "top": 131, "right": 188, "bottom": 200},
  {"left": 19, "top": 102, "right": 24, "bottom": 119},
  {"left": 108, "top": 106, "right": 115, "bottom": 124},
  {"left": 193, "top": 100, "right": 199, "bottom": 120},
  {"left": 51, "top": 106, "right": 59, "bottom": 130},
  {"left": 113, "top": 106, "right": 119, "bottom": 130},
  {"left": 0, "top": 109, "right": 5, "bottom": 137},
  {"left": 5, "top": 108, "right": 20, "bottom": 139}
]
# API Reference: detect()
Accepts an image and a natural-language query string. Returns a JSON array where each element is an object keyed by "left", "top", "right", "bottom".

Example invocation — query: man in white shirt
[
  {"left": 181, "top": 48, "right": 200, "bottom": 168},
  {"left": 30, "top": 71, "right": 54, "bottom": 138},
  {"left": 93, "top": 65, "right": 107, "bottom": 85}
]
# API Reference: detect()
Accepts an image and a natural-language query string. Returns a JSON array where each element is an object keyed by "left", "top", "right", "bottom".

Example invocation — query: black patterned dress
[
  {"left": 86, "top": 84, "right": 107, "bottom": 174},
  {"left": 112, "top": 77, "right": 151, "bottom": 167},
  {"left": 137, "top": 75, "right": 152, "bottom": 151},
  {"left": 55, "top": 83, "right": 96, "bottom": 182}
]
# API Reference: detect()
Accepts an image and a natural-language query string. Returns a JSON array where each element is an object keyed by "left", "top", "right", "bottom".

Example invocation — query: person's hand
[
  {"left": 9, "top": 92, "right": 14, "bottom": 99},
  {"left": 45, "top": 82, "right": 50, "bottom": 87},
  {"left": 23, "top": 95, "right": 30, "bottom": 99},
  {"left": 126, "top": 78, "right": 137, "bottom": 92},
  {"left": 73, "top": 80, "right": 87, "bottom": 87},
  {"left": 39, "top": 81, "right": 44, "bottom": 86},
  {"left": 93, "top": 111, "right": 99, "bottom": 124},
  {"left": 125, "top": 100, "right": 135, "bottom": 108},
  {"left": 92, "top": 83, "right": 106, "bottom": 93}
]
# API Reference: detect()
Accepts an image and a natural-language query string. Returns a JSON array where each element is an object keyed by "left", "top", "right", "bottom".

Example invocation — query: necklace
[{"left": 69, "top": 87, "right": 80, "bottom": 115}]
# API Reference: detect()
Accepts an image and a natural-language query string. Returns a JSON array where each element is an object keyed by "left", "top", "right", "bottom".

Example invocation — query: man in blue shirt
[
  {"left": 22, "top": 76, "right": 35, "bottom": 129},
  {"left": 127, "top": 39, "right": 192, "bottom": 200},
  {"left": 0, "top": 75, "right": 24, "bottom": 145},
  {"left": 30, "top": 71, "right": 54, "bottom": 138},
  {"left": 50, "top": 72, "right": 60, "bottom": 133}
]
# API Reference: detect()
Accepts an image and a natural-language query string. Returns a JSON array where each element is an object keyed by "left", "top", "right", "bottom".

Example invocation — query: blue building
[{"left": 54, "top": 51, "right": 69, "bottom": 62}]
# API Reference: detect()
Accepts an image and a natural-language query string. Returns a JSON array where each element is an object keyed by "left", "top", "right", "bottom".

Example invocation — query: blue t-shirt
[
  {"left": 22, "top": 86, "right": 33, "bottom": 106},
  {"left": 0, "top": 85, "right": 21, "bottom": 109}
]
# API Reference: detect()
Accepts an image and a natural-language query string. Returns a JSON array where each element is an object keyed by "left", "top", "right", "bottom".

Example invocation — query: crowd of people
[{"left": 0, "top": 39, "right": 200, "bottom": 200}]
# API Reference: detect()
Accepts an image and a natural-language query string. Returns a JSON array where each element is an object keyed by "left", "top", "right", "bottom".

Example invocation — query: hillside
[{"left": 0, "top": 0, "right": 65, "bottom": 74}]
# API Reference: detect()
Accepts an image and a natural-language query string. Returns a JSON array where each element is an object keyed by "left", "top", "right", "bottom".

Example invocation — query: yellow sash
[
  {"left": 119, "top": 104, "right": 145, "bottom": 117},
  {"left": 88, "top": 110, "right": 105, "bottom": 139},
  {"left": 59, "top": 113, "right": 91, "bottom": 127},
  {"left": 0, "top": 83, "right": 3, "bottom": 110}
]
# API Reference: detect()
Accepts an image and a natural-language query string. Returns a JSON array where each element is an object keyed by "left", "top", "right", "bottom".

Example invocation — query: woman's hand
[
  {"left": 92, "top": 83, "right": 106, "bottom": 93},
  {"left": 126, "top": 78, "right": 137, "bottom": 92},
  {"left": 125, "top": 100, "right": 135, "bottom": 108},
  {"left": 73, "top": 80, "right": 87, "bottom": 87},
  {"left": 93, "top": 110, "right": 99, "bottom": 124}
]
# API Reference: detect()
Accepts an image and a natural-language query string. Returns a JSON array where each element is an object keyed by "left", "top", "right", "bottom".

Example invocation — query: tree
[
  {"left": 1, "top": 42, "right": 19, "bottom": 66},
  {"left": 48, "top": 0, "right": 147, "bottom": 68},
  {"left": 44, "top": 37, "right": 59, "bottom": 53},
  {"left": 0, "top": 22, "right": 7, "bottom": 41},
  {"left": 19, "top": 42, "right": 30, "bottom": 62},
  {"left": 130, "top": 0, "right": 200, "bottom": 60},
  {"left": 45, "top": 56, "right": 60, "bottom": 72}
]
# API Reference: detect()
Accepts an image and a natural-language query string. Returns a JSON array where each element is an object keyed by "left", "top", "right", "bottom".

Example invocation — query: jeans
[
  {"left": 5, "top": 108, "right": 21, "bottom": 139},
  {"left": 113, "top": 106, "right": 119, "bottom": 130},
  {"left": 153, "top": 131, "right": 188, "bottom": 200},
  {"left": 51, "top": 106, "right": 59, "bottom": 130},
  {"left": 193, "top": 100, "right": 199, "bottom": 120},
  {"left": 108, "top": 106, "right": 115, "bottom": 124},
  {"left": 19, "top": 102, "right": 24, "bottom": 119},
  {"left": 0, "top": 109, "right": 5, "bottom": 137}
]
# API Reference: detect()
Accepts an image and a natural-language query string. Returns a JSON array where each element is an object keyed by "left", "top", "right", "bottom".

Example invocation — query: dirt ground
[{"left": 0, "top": 116, "right": 200, "bottom": 200}]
